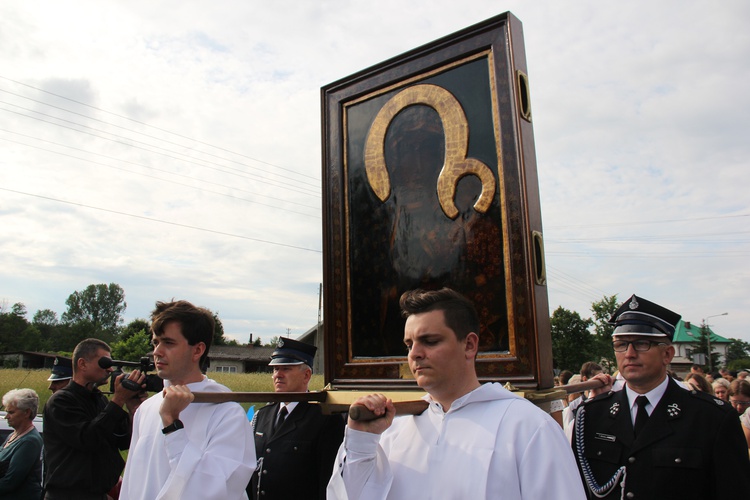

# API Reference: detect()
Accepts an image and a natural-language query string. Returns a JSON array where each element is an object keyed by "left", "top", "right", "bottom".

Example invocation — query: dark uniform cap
[
  {"left": 269, "top": 337, "right": 317, "bottom": 368},
  {"left": 609, "top": 294, "right": 681, "bottom": 340},
  {"left": 47, "top": 356, "right": 73, "bottom": 381}
]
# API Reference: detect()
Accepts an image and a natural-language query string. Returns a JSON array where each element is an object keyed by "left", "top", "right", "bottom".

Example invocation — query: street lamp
[{"left": 702, "top": 312, "right": 728, "bottom": 372}]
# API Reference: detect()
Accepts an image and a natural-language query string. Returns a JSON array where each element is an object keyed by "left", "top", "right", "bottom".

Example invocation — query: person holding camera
[
  {"left": 120, "top": 300, "right": 255, "bottom": 500},
  {"left": 43, "top": 338, "right": 146, "bottom": 500}
]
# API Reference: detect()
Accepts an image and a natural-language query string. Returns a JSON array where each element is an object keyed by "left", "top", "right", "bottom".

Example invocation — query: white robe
[
  {"left": 120, "top": 377, "right": 256, "bottom": 500},
  {"left": 327, "top": 383, "right": 586, "bottom": 500}
]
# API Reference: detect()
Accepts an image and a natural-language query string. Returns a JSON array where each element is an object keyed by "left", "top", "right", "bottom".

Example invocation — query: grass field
[{"left": 0, "top": 368, "right": 327, "bottom": 413}]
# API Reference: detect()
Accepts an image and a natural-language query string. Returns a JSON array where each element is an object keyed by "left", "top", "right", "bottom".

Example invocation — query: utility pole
[{"left": 703, "top": 312, "right": 729, "bottom": 372}]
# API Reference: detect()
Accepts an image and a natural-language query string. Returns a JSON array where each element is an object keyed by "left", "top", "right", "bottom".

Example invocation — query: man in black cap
[
  {"left": 572, "top": 295, "right": 750, "bottom": 499},
  {"left": 247, "top": 337, "right": 344, "bottom": 500},
  {"left": 47, "top": 357, "right": 72, "bottom": 394}
]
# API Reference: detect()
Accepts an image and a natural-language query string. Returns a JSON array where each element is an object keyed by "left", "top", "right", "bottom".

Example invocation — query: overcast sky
[{"left": 1, "top": 0, "right": 748, "bottom": 347}]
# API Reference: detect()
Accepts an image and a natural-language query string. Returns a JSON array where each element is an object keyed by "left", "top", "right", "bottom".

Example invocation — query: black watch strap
[{"left": 162, "top": 419, "right": 184, "bottom": 435}]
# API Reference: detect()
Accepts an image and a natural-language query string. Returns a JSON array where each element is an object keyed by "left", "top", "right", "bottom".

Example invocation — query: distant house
[
  {"left": 670, "top": 319, "right": 731, "bottom": 375},
  {"left": 207, "top": 345, "right": 276, "bottom": 374},
  {"left": 0, "top": 351, "right": 62, "bottom": 370}
]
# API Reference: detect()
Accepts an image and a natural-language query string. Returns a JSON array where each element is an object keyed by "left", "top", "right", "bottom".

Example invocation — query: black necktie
[
  {"left": 633, "top": 395, "right": 649, "bottom": 437},
  {"left": 273, "top": 406, "right": 288, "bottom": 433}
]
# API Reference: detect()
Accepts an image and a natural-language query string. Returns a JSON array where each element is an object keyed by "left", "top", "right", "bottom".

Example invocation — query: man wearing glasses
[{"left": 572, "top": 295, "right": 750, "bottom": 499}]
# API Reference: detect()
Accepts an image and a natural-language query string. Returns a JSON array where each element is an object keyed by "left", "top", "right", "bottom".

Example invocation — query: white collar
[
  {"left": 626, "top": 375, "right": 669, "bottom": 411},
  {"left": 280, "top": 401, "right": 298, "bottom": 414}
]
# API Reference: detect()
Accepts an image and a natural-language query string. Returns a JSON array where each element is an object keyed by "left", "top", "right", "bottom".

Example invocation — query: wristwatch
[{"left": 162, "top": 419, "right": 184, "bottom": 435}]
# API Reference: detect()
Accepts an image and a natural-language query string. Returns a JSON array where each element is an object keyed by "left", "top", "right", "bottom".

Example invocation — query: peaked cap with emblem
[
  {"left": 269, "top": 337, "right": 317, "bottom": 368},
  {"left": 47, "top": 356, "right": 73, "bottom": 381},
  {"left": 609, "top": 294, "right": 681, "bottom": 341}
]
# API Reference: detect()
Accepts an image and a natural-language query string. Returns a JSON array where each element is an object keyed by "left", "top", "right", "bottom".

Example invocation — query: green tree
[
  {"left": 121, "top": 318, "right": 151, "bottom": 341},
  {"left": 725, "top": 338, "right": 750, "bottom": 366},
  {"left": 590, "top": 295, "right": 620, "bottom": 371},
  {"left": 550, "top": 306, "right": 594, "bottom": 372},
  {"left": 62, "top": 283, "right": 127, "bottom": 339},
  {"left": 111, "top": 329, "right": 153, "bottom": 362},
  {"left": 265, "top": 336, "right": 280, "bottom": 347},
  {"left": 0, "top": 302, "right": 31, "bottom": 351},
  {"left": 212, "top": 313, "right": 227, "bottom": 346},
  {"left": 727, "top": 358, "right": 750, "bottom": 371},
  {"left": 51, "top": 320, "right": 97, "bottom": 352},
  {"left": 691, "top": 322, "right": 721, "bottom": 372},
  {"left": 33, "top": 309, "right": 60, "bottom": 351}
]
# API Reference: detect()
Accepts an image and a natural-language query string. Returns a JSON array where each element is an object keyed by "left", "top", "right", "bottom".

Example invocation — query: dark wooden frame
[{"left": 321, "top": 12, "right": 553, "bottom": 390}]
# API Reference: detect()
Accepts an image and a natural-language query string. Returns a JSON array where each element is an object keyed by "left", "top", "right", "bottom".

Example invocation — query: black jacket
[
  {"left": 248, "top": 401, "right": 344, "bottom": 500},
  {"left": 43, "top": 381, "right": 131, "bottom": 496},
  {"left": 572, "top": 377, "right": 750, "bottom": 499}
]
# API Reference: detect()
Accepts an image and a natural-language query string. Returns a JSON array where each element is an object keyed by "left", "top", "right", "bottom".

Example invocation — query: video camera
[{"left": 98, "top": 357, "right": 164, "bottom": 394}]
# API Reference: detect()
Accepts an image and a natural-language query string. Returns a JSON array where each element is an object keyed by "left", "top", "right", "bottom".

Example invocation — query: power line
[
  {"left": 0, "top": 105, "right": 320, "bottom": 197},
  {"left": 0, "top": 131, "right": 321, "bottom": 217},
  {"left": 0, "top": 187, "right": 322, "bottom": 254},
  {"left": 546, "top": 213, "right": 749, "bottom": 229},
  {"left": 0, "top": 75, "right": 320, "bottom": 182}
]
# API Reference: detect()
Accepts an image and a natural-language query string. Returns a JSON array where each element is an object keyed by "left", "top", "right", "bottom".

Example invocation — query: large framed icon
[{"left": 321, "top": 12, "right": 553, "bottom": 390}]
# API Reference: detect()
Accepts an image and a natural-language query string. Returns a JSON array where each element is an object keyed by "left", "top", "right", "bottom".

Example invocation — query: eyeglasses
[
  {"left": 729, "top": 399, "right": 750, "bottom": 407},
  {"left": 612, "top": 340, "right": 667, "bottom": 352}
]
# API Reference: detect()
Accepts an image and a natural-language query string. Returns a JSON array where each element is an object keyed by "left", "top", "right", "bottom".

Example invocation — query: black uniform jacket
[
  {"left": 572, "top": 377, "right": 750, "bottom": 500},
  {"left": 248, "top": 401, "right": 344, "bottom": 500}
]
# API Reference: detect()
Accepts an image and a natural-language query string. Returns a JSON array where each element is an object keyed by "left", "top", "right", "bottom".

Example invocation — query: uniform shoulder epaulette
[
  {"left": 582, "top": 390, "right": 616, "bottom": 406},
  {"left": 688, "top": 389, "right": 734, "bottom": 412}
]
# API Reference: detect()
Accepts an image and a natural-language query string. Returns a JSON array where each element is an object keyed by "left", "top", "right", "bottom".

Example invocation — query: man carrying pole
[
  {"left": 326, "top": 287, "right": 585, "bottom": 499},
  {"left": 120, "top": 300, "right": 256, "bottom": 500}
]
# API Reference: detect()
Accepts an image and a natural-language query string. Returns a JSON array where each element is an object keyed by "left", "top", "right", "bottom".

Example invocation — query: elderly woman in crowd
[
  {"left": 712, "top": 378, "right": 730, "bottom": 401},
  {"left": 0, "top": 388, "right": 43, "bottom": 499}
]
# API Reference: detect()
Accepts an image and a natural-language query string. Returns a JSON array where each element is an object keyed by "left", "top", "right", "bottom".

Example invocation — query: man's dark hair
[
  {"left": 150, "top": 300, "right": 215, "bottom": 367},
  {"left": 399, "top": 288, "right": 479, "bottom": 341},
  {"left": 580, "top": 361, "right": 603, "bottom": 379},
  {"left": 72, "top": 338, "right": 111, "bottom": 374},
  {"left": 559, "top": 370, "right": 574, "bottom": 385}
]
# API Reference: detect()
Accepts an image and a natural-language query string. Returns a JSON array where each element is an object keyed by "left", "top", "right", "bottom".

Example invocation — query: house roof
[
  {"left": 208, "top": 345, "right": 275, "bottom": 362},
  {"left": 672, "top": 319, "right": 731, "bottom": 344}
]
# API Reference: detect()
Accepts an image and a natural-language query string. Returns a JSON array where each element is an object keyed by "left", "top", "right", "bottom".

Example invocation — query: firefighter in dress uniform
[{"left": 572, "top": 295, "right": 750, "bottom": 499}]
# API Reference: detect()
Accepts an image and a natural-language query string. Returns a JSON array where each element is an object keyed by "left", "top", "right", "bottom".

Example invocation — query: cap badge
[
  {"left": 714, "top": 398, "right": 725, "bottom": 406},
  {"left": 609, "top": 402, "right": 620, "bottom": 416},
  {"left": 53, "top": 358, "right": 60, "bottom": 366},
  {"left": 628, "top": 297, "right": 639, "bottom": 310},
  {"left": 667, "top": 403, "right": 681, "bottom": 418},
  {"left": 277, "top": 339, "right": 285, "bottom": 348}
]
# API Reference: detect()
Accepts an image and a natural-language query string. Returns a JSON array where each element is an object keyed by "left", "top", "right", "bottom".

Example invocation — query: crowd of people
[{"left": 2, "top": 290, "right": 750, "bottom": 499}]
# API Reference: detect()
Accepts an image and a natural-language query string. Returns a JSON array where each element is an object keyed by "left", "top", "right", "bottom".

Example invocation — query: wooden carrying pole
[
  {"left": 191, "top": 378, "right": 606, "bottom": 422},
  {"left": 191, "top": 390, "right": 429, "bottom": 421}
]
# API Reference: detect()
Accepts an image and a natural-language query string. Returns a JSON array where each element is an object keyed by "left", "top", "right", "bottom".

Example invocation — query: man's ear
[
  {"left": 464, "top": 332, "right": 479, "bottom": 359},
  {"left": 192, "top": 342, "right": 207, "bottom": 362},
  {"left": 663, "top": 344, "right": 676, "bottom": 365}
]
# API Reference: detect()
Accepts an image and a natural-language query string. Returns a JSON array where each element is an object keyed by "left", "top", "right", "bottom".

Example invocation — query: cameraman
[{"left": 43, "top": 338, "right": 146, "bottom": 500}]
